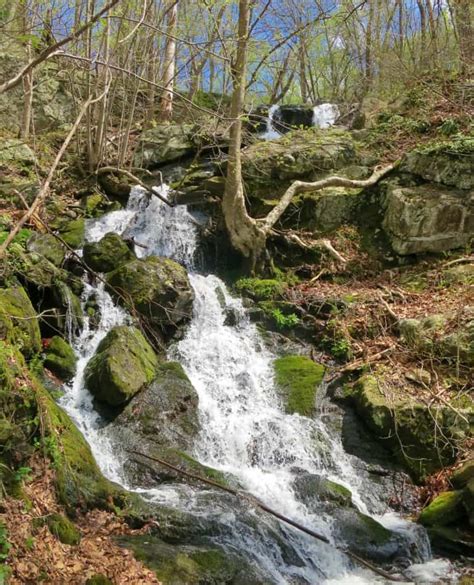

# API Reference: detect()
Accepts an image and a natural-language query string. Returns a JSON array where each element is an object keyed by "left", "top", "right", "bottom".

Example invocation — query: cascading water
[
  {"left": 261, "top": 104, "right": 282, "bottom": 140},
  {"left": 60, "top": 185, "right": 457, "bottom": 584},
  {"left": 312, "top": 104, "right": 340, "bottom": 129}
]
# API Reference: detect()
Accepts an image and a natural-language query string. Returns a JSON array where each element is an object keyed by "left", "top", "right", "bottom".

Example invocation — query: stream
[{"left": 60, "top": 186, "right": 457, "bottom": 584}]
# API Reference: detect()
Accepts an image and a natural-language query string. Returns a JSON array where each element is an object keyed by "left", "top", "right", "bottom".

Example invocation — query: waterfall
[
  {"left": 261, "top": 104, "right": 282, "bottom": 140},
  {"left": 312, "top": 103, "right": 340, "bottom": 129},
  {"left": 59, "top": 185, "right": 455, "bottom": 584}
]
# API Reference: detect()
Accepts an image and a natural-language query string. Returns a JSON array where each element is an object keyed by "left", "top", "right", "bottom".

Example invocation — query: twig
[{"left": 97, "top": 166, "right": 172, "bottom": 207}]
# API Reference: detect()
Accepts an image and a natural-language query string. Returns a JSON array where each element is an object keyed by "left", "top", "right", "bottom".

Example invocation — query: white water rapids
[{"left": 59, "top": 186, "right": 458, "bottom": 584}]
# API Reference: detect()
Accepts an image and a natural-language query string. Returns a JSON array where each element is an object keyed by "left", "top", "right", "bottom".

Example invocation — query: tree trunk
[
  {"left": 159, "top": 1, "right": 178, "bottom": 122},
  {"left": 452, "top": 0, "right": 474, "bottom": 76},
  {"left": 222, "top": 0, "right": 265, "bottom": 269}
]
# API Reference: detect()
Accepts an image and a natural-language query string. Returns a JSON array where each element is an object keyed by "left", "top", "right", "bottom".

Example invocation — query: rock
[
  {"left": 451, "top": 460, "right": 474, "bottom": 489},
  {"left": 82, "top": 192, "right": 122, "bottom": 218},
  {"left": 84, "top": 326, "right": 158, "bottom": 406},
  {"left": 0, "top": 286, "right": 41, "bottom": 357},
  {"left": 400, "top": 138, "right": 474, "bottom": 190},
  {"left": 118, "top": 536, "right": 268, "bottom": 585},
  {"left": 382, "top": 183, "right": 474, "bottom": 255},
  {"left": 293, "top": 473, "right": 353, "bottom": 507},
  {"left": 419, "top": 491, "right": 465, "bottom": 527},
  {"left": 442, "top": 263, "right": 474, "bottom": 285},
  {"left": 107, "top": 362, "right": 210, "bottom": 487},
  {"left": 426, "top": 525, "right": 474, "bottom": 556},
  {"left": 135, "top": 124, "right": 197, "bottom": 168},
  {"left": 297, "top": 186, "right": 364, "bottom": 232},
  {"left": 83, "top": 233, "right": 135, "bottom": 273},
  {"left": 273, "top": 355, "right": 325, "bottom": 416},
  {"left": 464, "top": 478, "right": 474, "bottom": 528},
  {"left": 346, "top": 374, "right": 472, "bottom": 480},
  {"left": 27, "top": 233, "right": 66, "bottom": 267},
  {"left": 44, "top": 336, "right": 77, "bottom": 381},
  {"left": 58, "top": 218, "right": 85, "bottom": 249},
  {"left": 242, "top": 128, "right": 356, "bottom": 192},
  {"left": 43, "top": 513, "right": 81, "bottom": 545},
  {"left": 107, "top": 256, "right": 194, "bottom": 340},
  {"left": 0, "top": 138, "right": 36, "bottom": 166}
]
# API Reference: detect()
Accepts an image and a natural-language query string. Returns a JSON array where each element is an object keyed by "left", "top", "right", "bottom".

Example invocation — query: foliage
[
  {"left": 269, "top": 308, "right": 299, "bottom": 330},
  {"left": 234, "top": 278, "right": 287, "bottom": 300}
]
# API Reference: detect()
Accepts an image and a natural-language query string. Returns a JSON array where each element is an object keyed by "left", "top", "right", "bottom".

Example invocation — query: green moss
[
  {"left": 44, "top": 336, "right": 77, "bottom": 381},
  {"left": 26, "top": 233, "right": 65, "bottom": 267},
  {"left": 274, "top": 355, "right": 325, "bottom": 416},
  {"left": 235, "top": 277, "right": 287, "bottom": 301},
  {"left": 419, "top": 491, "right": 465, "bottom": 527},
  {"left": 0, "top": 286, "right": 41, "bottom": 357},
  {"left": 44, "top": 513, "right": 81, "bottom": 545},
  {"left": 451, "top": 461, "right": 474, "bottom": 489},
  {"left": 83, "top": 233, "right": 135, "bottom": 273},
  {"left": 58, "top": 218, "right": 85, "bottom": 249},
  {"left": 84, "top": 326, "right": 158, "bottom": 406},
  {"left": 158, "top": 361, "right": 189, "bottom": 381}
]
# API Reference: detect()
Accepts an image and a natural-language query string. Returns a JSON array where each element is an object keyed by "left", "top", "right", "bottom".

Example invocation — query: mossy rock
[
  {"left": 82, "top": 192, "right": 122, "bottom": 218},
  {"left": 274, "top": 355, "right": 325, "bottom": 416},
  {"left": 44, "top": 336, "right": 77, "bottom": 381},
  {"left": 463, "top": 478, "right": 474, "bottom": 528},
  {"left": 293, "top": 473, "right": 353, "bottom": 507},
  {"left": 426, "top": 525, "right": 474, "bottom": 556},
  {"left": 44, "top": 513, "right": 81, "bottom": 545},
  {"left": 117, "top": 536, "right": 267, "bottom": 585},
  {"left": 347, "top": 375, "right": 472, "bottom": 480},
  {"left": 84, "top": 326, "right": 158, "bottom": 406},
  {"left": 16, "top": 251, "right": 67, "bottom": 289},
  {"left": 0, "top": 286, "right": 41, "bottom": 357},
  {"left": 0, "top": 138, "right": 36, "bottom": 166},
  {"left": 451, "top": 460, "right": 474, "bottom": 489},
  {"left": 419, "top": 491, "right": 465, "bottom": 527},
  {"left": 26, "top": 233, "right": 65, "bottom": 267},
  {"left": 58, "top": 218, "right": 85, "bottom": 249},
  {"left": 107, "top": 256, "right": 194, "bottom": 339},
  {"left": 83, "top": 233, "right": 135, "bottom": 273}
]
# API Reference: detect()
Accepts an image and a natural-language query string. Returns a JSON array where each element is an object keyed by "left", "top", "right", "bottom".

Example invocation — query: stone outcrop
[
  {"left": 83, "top": 233, "right": 135, "bottom": 273},
  {"left": 383, "top": 183, "right": 473, "bottom": 255},
  {"left": 0, "top": 285, "right": 41, "bottom": 357},
  {"left": 44, "top": 336, "right": 77, "bottom": 381},
  {"left": 134, "top": 124, "right": 197, "bottom": 168}
]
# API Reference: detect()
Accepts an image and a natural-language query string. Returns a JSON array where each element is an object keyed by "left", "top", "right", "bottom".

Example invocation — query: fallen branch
[
  {"left": 127, "top": 448, "right": 403, "bottom": 582},
  {"left": 284, "top": 232, "right": 347, "bottom": 264},
  {"left": 442, "top": 255, "right": 474, "bottom": 268}
]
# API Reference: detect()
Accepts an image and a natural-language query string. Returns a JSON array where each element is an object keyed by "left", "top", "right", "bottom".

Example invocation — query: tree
[{"left": 159, "top": 0, "right": 179, "bottom": 122}]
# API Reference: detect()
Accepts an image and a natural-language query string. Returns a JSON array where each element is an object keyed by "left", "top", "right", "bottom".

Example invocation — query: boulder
[
  {"left": 242, "top": 128, "right": 356, "bottom": 192},
  {"left": 451, "top": 460, "right": 474, "bottom": 489},
  {"left": 107, "top": 256, "right": 194, "bottom": 339},
  {"left": 27, "top": 233, "right": 65, "bottom": 267},
  {"left": 382, "top": 183, "right": 474, "bottom": 255},
  {"left": 273, "top": 355, "right": 325, "bottom": 416},
  {"left": 44, "top": 336, "right": 77, "bottom": 381},
  {"left": 83, "top": 233, "right": 135, "bottom": 273},
  {"left": 0, "top": 286, "right": 41, "bottom": 357},
  {"left": 400, "top": 138, "right": 474, "bottom": 190},
  {"left": 84, "top": 326, "right": 158, "bottom": 406},
  {"left": 0, "top": 138, "right": 36, "bottom": 167},
  {"left": 346, "top": 374, "right": 472, "bottom": 480},
  {"left": 58, "top": 218, "right": 85, "bottom": 249},
  {"left": 292, "top": 473, "right": 353, "bottom": 507},
  {"left": 135, "top": 124, "right": 197, "bottom": 168},
  {"left": 107, "top": 361, "right": 208, "bottom": 487},
  {"left": 419, "top": 491, "right": 465, "bottom": 527}
]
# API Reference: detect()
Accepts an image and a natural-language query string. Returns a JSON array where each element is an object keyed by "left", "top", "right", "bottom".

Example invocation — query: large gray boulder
[
  {"left": 382, "top": 183, "right": 473, "bottom": 255},
  {"left": 84, "top": 326, "right": 158, "bottom": 406},
  {"left": 134, "top": 124, "right": 197, "bottom": 168},
  {"left": 107, "top": 256, "right": 194, "bottom": 340}
]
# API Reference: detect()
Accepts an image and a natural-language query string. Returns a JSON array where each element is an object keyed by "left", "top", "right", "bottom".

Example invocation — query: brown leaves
[{"left": 0, "top": 458, "right": 160, "bottom": 585}]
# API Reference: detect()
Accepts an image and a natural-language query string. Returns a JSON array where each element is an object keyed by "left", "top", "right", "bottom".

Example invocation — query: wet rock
[
  {"left": 293, "top": 473, "right": 353, "bottom": 507},
  {"left": 426, "top": 525, "right": 474, "bottom": 556},
  {"left": 274, "top": 355, "right": 325, "bottom": 416},
  {"left": 135, "top": 124, "right": 197, "bottom": 168},
  {"left": 82, "top": 192, "right": 122, "bottom": 218},
  {"left": 117, "top": 536, "right": 269, "bottom": 585},
  {"left": 44, "top": 336, "right": 77, "bottom": 381},
  {"left": 107, "top": 256, "right": 194, "bottom": 340},
  {"left": 84, "top": 326, "right": 158, "bottom": 406},
  {"left": 83, "top": 233, "right": 135, "bottom": 273},
  {"left": 58, "top": 218, "right": 85, "bottom": 249},
  {"left": 382, "top": 183, "right": 473, "bottom": 255},
  {"left": 0, "top": 285, "right": 41, "bottom": 357},
  {"left": 27, "top": 232, "right": 65, "bottom": 267}
]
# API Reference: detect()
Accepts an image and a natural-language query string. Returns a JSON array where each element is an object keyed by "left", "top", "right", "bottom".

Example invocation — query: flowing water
[
  {"left": 60, "top": 186, "right": 458, "bottom": 584},
  {"left": 312, "top": 104, "right": 340, "bottom": 129},
  {"left": 261, "top": 104, "right": 282, "bottom": 140}
]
